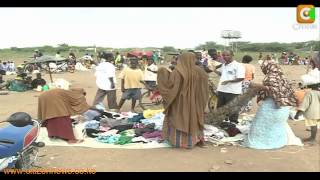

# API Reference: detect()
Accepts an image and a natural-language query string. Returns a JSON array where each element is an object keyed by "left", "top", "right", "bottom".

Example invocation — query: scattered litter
[
  {"left": 209, "top": 165, "right": 220, "bottom": 172},
  {"left": 220, "top": 148, "right": 228, "bottom": 153},
  {"left": 224, "top": 160, "right": 233, "bottom": 165}
]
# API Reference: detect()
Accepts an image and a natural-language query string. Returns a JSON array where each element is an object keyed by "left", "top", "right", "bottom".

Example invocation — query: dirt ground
[{"left": 1, "top": 64, "right": 319, "bottom": 172}]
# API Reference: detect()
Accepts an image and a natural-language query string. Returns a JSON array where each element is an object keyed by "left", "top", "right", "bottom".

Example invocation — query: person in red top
[{"left": 240, "top": 55, "right": 255, "bottom": 114}]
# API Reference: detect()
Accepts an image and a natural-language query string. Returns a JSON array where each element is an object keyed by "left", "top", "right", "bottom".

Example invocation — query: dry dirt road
[{"left": 1, "top": 64, "right": 319, "bottom": 172}]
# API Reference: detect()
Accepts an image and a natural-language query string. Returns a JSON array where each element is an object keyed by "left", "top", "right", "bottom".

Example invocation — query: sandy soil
[{"left": 0, "top": 64, "right": 319, "bottom": 172}]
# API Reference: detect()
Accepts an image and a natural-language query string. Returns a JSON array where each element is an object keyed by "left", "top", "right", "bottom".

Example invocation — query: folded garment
[
  {"left": 226, "top": 127, "right": 241, "bottom": 137},
  {"left": 131, "top": 136, "right": 150, "bottom": 143},
  {"left": 142, "top": 130, "right": 162, "bottom": 139},
  {"left": 99, "top": 126, "right": 110, "bottom": 132},
  {"left": 220, "top": 121, "right": 236, "bottom": 130},
  {"left": 133, "top": 122, "right": 146, "bottom": 129},
  {"left": 134, "top": 123, "right": 155, "bottom": 136},
  {"left": 84, "top": 120, "right": 100, "bottom": 130},
  {"left": 115, "top": 135, "right": 133, "bottom": 145},
  {"left": 99, "top": 129, "right": 119, "bottom": 136},
  {"left": 127, "top": 113, "right": 144, "bottom": 123},
  {"left": 121, "top": 112, "right": 139, "bottom": 118},
  {"left": 100, "top": 117, "right": 129, "bottom": 128},
  {"left": 120, "top": 129, "right": 135, "bottom": 137},
  {"left": 83, "top": 109, "right": 101, "bottom": 121},
  {"left": 143, "top": 109, "right": 164, "bottom": 119},
  {"left": 111, "top": 124, "right": 134, "bottom": 132},
  {"left": 85, "top": 128, "right": 104, "bottom": 138},
  {"left": 96, "top": 134, "right": 120, "bottom": 144}
]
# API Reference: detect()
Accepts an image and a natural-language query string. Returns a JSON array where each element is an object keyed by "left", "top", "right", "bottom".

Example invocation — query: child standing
[
  {"left": 144, "top": 59, "right": 158, "bottom": 88},
  {"left": 118, "top": 58, "right": 144, "bottom": 112},
  {"left": 295, "top": 55, "right": 320, "bottom": 145}
]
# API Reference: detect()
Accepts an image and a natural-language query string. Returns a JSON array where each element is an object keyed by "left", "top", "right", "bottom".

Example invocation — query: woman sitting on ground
[
  {"left": 38, "top": 88, "right": 90, "bottom": 143},
  {"left": 243, "top": 60, "right": 298, "bottom": 149}
]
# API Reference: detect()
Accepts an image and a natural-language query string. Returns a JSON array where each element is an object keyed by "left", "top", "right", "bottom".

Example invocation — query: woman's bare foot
[
  {"left": 68, "top": 139, "right": 84, "bottom": 144},
  {"left": 304, "top": 140, "right": 317, "bottom": 146},
  {"left": 303, "top": 137, "right": 316, "bottom": 142}
]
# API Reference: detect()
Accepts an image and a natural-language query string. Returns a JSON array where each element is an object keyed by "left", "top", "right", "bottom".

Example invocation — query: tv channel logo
[{"left": 297, "top": 5, "right": 315, "bottom": 23}]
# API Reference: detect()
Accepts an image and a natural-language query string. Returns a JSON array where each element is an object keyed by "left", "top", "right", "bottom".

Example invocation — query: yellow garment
[
  {"left": 115, "top": 55, "right": 121, "bottom": 64},
  {"left": 119, "top": 67, "right": 144, "bottom": 89},
  {"left": 143, "top": 109, "right": 164, "bottom": 119},
  {"left": 305, "top": 119, "right": 320, "bottom": 127}
]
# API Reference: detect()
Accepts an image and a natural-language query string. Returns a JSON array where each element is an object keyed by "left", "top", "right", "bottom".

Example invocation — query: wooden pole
[{"left": 47, "top": 62, "right": 53, "bottom": 83}]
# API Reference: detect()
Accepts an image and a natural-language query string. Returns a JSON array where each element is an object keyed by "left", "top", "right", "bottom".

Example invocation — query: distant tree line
[
  {"left": 1, "top": 40, "right": 319, "bottom": 54},
  {"left": 195, "top": 41, "right": 319, "bottom": 52}
]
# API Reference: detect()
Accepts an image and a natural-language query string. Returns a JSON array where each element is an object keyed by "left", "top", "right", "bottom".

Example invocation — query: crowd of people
[
  {"left": 258, "top": 52, "right": 311, "bottom": 65},
  {"left": 0, "top": 60, "right": 16, "bottom": 75},
  {"left": 2, "top": 47, "right": 319, "bottom": 150}
]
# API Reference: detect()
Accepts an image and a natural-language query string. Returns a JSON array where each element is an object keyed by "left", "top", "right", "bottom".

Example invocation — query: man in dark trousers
[{"left": 214, "top": 50, "right": 245, "bottom": 123}]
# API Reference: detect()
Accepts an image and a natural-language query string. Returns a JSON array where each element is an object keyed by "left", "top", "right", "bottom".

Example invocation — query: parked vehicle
[{"left": 0, "top": 112, "right": 45, "bottom": 170}]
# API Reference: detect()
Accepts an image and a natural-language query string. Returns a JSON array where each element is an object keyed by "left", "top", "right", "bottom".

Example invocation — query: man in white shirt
[
  {"left": 92, "top": 54, "right": 118, "bottom": 111},
  {"left": 144, "top": 59, "right": 158, "bottom": 88},
  {"left": 214, "top": 50, "right": 245, "bottom": 123}
]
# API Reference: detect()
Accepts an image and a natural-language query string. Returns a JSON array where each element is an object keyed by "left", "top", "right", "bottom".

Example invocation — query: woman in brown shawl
[
  {"left": 157, "top": 52, "right": 209, "bottom": 149},
  {"left": 38, "top": 88, "right": 90, "bottom": 143},
  {"left": 243, "top": 60, "right": 298, "bottom": 149}
]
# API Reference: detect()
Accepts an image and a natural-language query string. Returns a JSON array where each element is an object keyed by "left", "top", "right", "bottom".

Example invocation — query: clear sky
[{"left": 0, "top": 7, "right": 319, "bottom": 49}]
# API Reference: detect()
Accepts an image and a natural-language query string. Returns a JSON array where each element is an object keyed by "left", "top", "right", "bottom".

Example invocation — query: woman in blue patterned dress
[{"left": 243, "top": 60, "right": 297, "bottom": 149}]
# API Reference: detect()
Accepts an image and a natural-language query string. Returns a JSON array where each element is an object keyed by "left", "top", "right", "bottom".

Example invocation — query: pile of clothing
[
  {"left": 204, "top": 114, "right": 254, "bottom": 146},
  {"left": 82, "top": 109, "right": 164, "bottom": 145}
]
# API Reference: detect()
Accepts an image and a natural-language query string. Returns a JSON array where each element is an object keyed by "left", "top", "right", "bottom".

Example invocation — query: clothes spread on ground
[
  {"left": 140, "top": 112, "right": 164, "bottom": 130},
  {"left": 78, "top": 108, "right": 302, "bottom": 148},
  {"left": 203, "top": 124, "right": 226, "bottom": 141}
]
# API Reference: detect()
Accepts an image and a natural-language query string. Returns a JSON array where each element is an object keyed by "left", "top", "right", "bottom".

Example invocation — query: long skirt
[
  {"left": 42, "top": 116, "right": 76, "bottom": 141},
  {"left": 163, "top": 116, "right": 204, "bottom": 149},
  {"left": 243, "top": 98, "right": 290, "bottom": 149}
]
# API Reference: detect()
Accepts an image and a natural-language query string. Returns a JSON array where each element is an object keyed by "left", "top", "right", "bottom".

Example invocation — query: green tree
[
  {"left": 195, "top": 41, "right": 223, "bottom": 50},
  {"left": 162, "top": 46, "right": 176, "bottom": 52}
]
